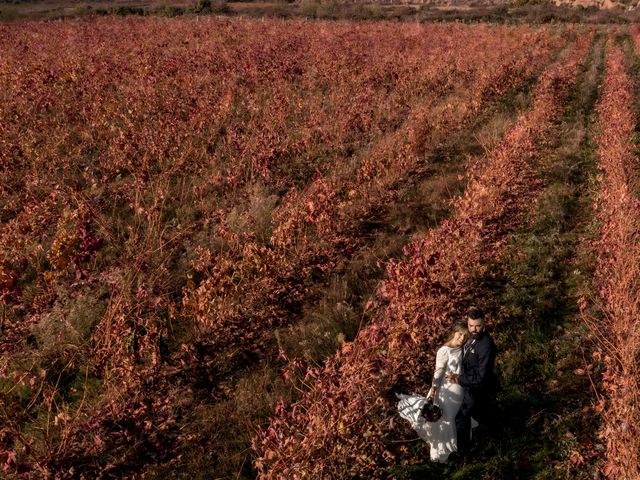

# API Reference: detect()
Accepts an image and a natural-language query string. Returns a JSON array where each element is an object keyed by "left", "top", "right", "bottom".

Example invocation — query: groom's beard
[{"left": 469, "top": 331, "right": 482, "bottom": 339}]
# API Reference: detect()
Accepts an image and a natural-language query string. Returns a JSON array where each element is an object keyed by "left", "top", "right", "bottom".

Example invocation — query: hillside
[{"left": 4, "top": 0, "right": 640, "bottom": 23}]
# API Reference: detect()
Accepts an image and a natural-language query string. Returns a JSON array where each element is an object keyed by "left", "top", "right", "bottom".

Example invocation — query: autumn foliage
[
  {"left": 585, "top": 39, "right": 640, "bottom": 480},
  {"left": 181, "top": 24, "right": 565, "bottom": 360},
  {"left": 0, "top": 17, "right": 577, "bottom": 477},
  {"left": 253, "top": 34, "right": 593, "bottom": 479}
]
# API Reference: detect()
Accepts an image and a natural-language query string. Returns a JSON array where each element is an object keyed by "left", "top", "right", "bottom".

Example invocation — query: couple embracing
[{"left": 397, "top": 309, "right": 500, "bottom": 463}]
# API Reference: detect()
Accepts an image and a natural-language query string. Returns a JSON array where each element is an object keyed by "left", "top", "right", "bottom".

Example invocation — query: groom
[{"left": 448, "top": 308, "right": 499, "bottom": 457}]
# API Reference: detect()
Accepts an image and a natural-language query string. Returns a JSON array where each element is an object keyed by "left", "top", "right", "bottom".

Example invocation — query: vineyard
[{"left": 0, "top": 15, "right": 639, "bottom": 480}]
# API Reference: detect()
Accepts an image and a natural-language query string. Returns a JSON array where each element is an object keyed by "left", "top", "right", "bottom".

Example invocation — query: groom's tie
[{"left": 463, "top": 339, "right": 476, "bottom": 358}]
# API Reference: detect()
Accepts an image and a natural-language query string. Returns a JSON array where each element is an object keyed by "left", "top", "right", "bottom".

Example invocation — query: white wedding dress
[{"left": 397, "top": 345, "right": 469, "bottom": 463}]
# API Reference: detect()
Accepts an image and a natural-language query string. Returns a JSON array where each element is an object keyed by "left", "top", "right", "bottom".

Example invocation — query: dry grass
[{"left": 226, "top": 182, "right": 279, "bottom": 244}]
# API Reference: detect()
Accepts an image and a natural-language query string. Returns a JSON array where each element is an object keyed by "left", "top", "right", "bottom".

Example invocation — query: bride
[{"left": 397, "top": 322, "right": 469, "bottom": 463}]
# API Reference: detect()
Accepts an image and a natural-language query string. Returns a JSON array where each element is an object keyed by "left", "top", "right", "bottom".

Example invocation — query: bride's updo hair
[{"left": 444, "top": 321, "right": 468, "bottom": 347}]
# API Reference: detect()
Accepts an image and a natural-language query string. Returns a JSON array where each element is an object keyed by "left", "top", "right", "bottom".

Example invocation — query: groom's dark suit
[{"left": 455, "top": 330, "right": 499, "bottom": 455}]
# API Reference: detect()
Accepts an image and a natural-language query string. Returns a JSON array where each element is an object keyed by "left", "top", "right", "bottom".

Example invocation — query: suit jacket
[{"left": 459, "top": 331, "right": 499, "bottom": 394}]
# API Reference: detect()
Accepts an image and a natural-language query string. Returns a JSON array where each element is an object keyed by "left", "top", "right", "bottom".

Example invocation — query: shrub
[
  {"left": 112, "top": 5, "right": 145, "bottom": 15},
  {"left": 193, "top": 0, "right": 212, "bottom": 13}
]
